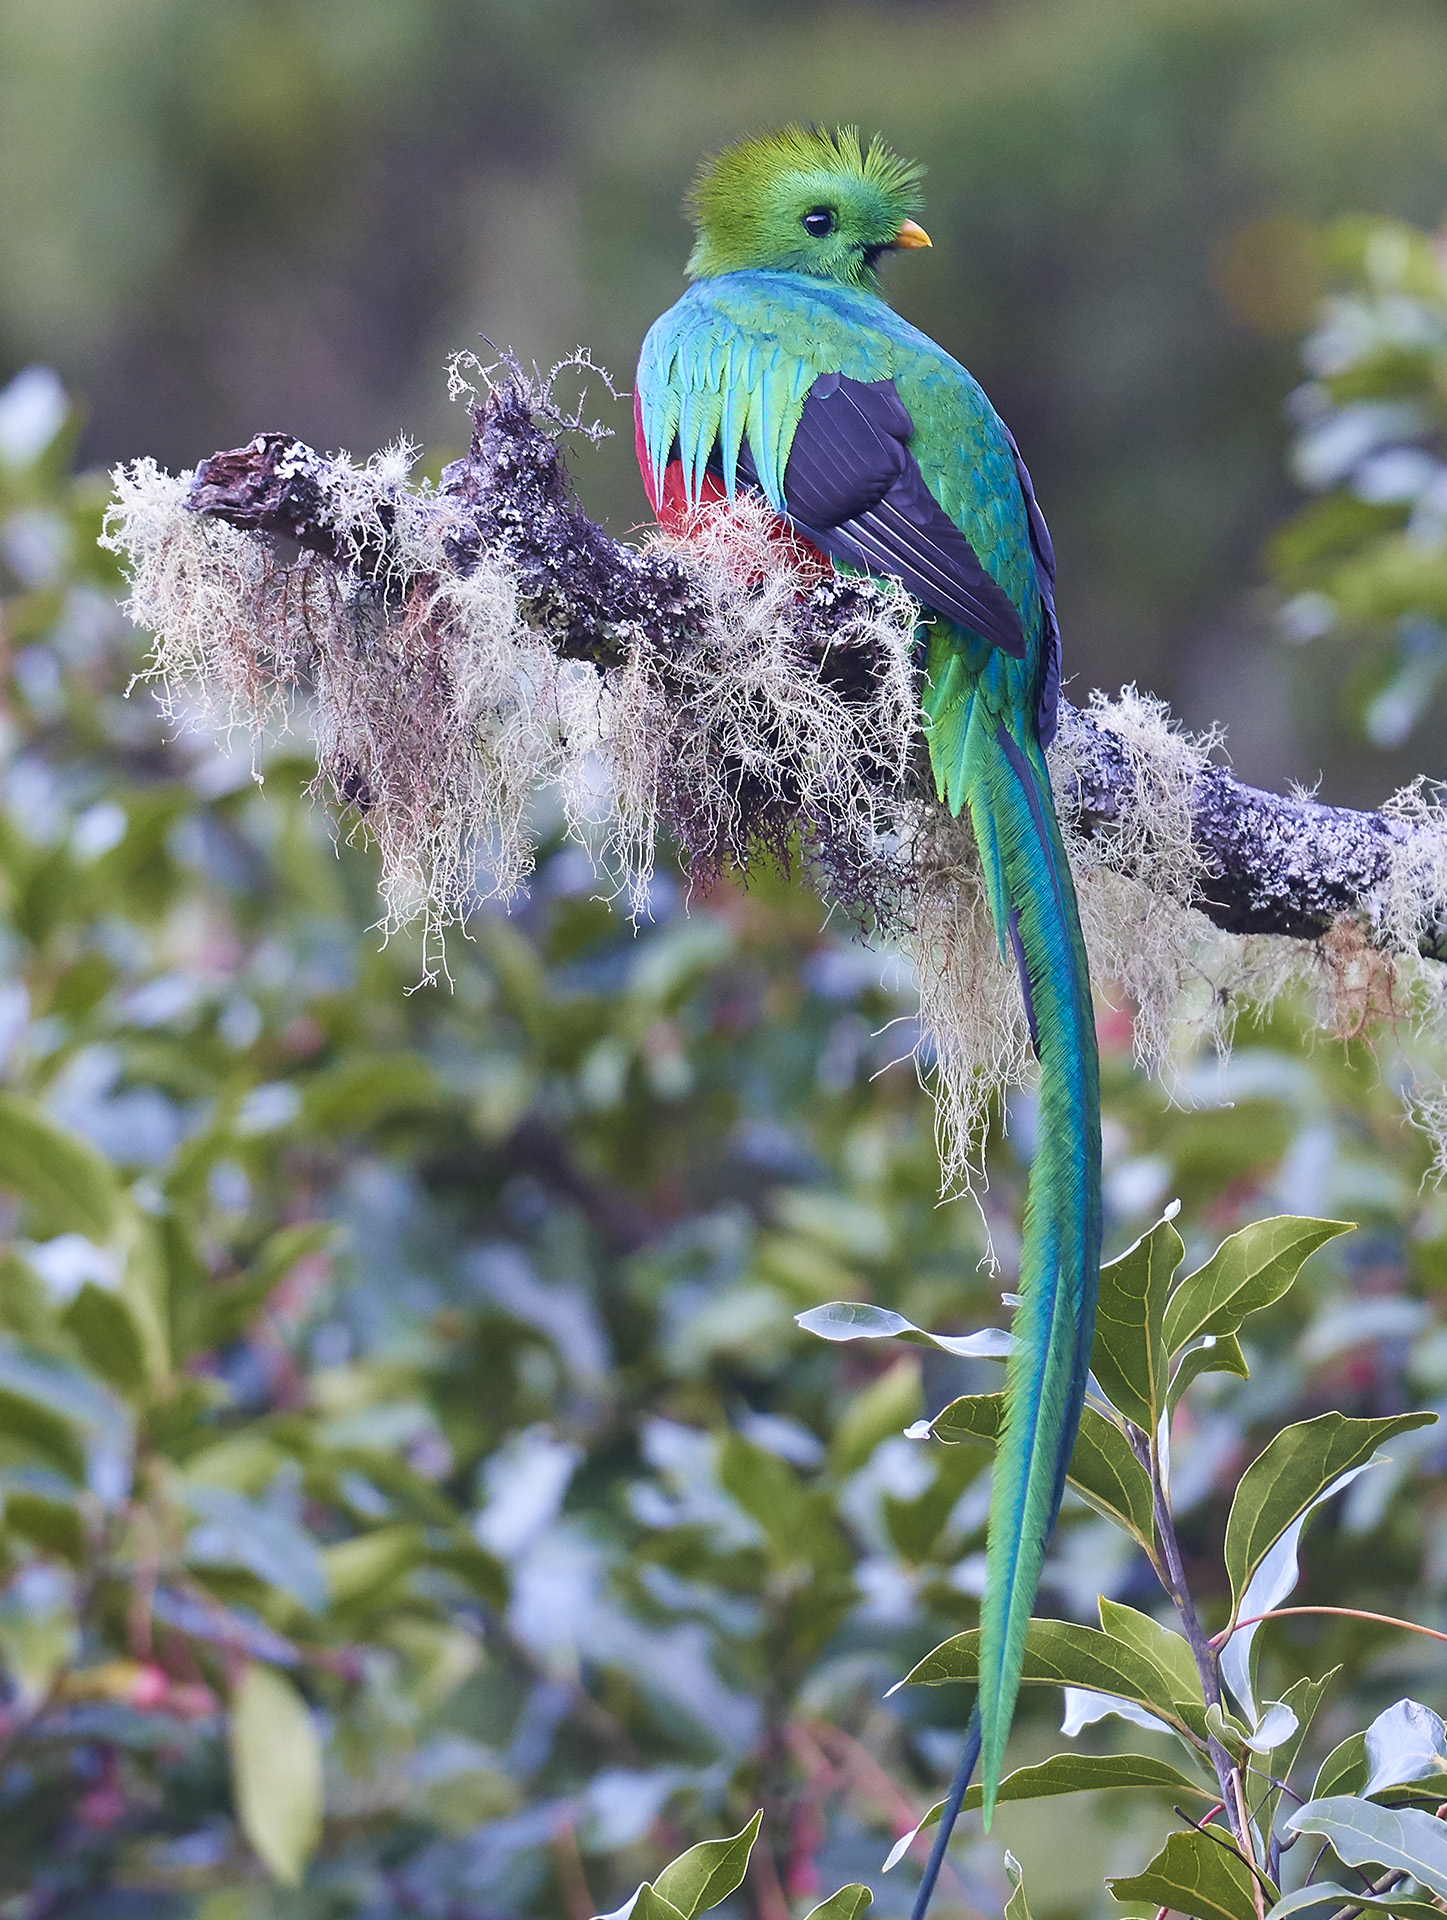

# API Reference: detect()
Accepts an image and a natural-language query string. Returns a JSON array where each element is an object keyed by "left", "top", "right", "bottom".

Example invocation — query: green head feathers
[{"left": 685, "top": 126, "right": 928, "bottom": 287}]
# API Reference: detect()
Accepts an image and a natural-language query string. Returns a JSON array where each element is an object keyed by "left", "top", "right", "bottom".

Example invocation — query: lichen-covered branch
[
  {"left": 103, "top": 369, "right": 1447, "bottom": 1188},
  {"left": 176, "top": 387, "right": 1447, "bottom": 964}
]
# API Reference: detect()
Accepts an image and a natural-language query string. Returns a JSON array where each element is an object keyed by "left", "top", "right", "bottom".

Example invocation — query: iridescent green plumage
[{"left": 636, "top": 129, "right": 1102, "bottom": 1863}]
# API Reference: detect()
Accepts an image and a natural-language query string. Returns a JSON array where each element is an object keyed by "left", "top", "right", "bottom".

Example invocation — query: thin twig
[
  {"left": 1174, "top": 1806, "right": 1275, "bottom": 1908},
  {"left": 550, "top": 1817, "right": 596, "bottom": 1920},
  {"left": 1212, "top": 1607, "right": 1447, "bottom": 1649},
  {"left": 1130, "top": 1421, "right": 1244, "bottom": 1848},
  {"left": 799, "top": 1720, "right": 980, "bottom": 1917}
]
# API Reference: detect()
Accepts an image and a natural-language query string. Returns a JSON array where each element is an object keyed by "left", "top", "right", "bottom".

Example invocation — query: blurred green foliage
[{"left": 1269, "top": 217, "right": 1447, "bottom": 751}]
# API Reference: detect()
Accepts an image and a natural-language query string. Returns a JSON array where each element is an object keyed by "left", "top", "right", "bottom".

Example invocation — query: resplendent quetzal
[{"left": 634, "top": 126, "right": 1101, "bottom": 1893}]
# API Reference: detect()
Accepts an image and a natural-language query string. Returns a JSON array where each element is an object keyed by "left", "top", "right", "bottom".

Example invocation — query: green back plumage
[{"left": 638, "top": 129, "right": 1103, "bottom": 1860}]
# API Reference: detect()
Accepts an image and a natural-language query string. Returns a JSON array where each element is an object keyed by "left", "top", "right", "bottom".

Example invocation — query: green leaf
[
  {"left": 1314, "top": 1733, "right": 1367, "bottom": 1800},
  {"left": 1225, "top": 1412, "right": 1438, "bottom": 1609},
  {"left": 1098, "top": 1598, "right": 1206, "bottom": 1726},
  {"left": 627, "top": 1891, "right": 687, "bottom": 1920},
  {"left": 0, "top": 1093, "right": 123, "bottom": 1241},
  {"left": 795, "top": 1301, "right": 1009, "bottom": 1361},
  {"left": 1004, "top": 1851, "right": 1031, "bottom": 1920},
  {"left": 802, "top": 1887, "right": 872, "bottom": 1920},
  {"left": 1164, "top": 1216, "right": 1353, "bottom": 1357},
  {"left": 930, "top": 1394, "right": 1156, "bottom": 1554},
  {"left": 888, "top": 1751, "right": 1215, "bottom": 1863},
  {"left": 323, "top": 1525, "right": 424, "bottom": 1609},
  {"left": 3, "top": 1489, "right": 84, "bottom": 1560},
  {"left": 1090, "top": 1208, "right": 1183, "bottom": 1431},
  {"left": 830, "top": 1356, "right": 921, "bottom": 1477},
  {"left": 1267, "top": 1884, "right": 1443, "bottom": 1920},
  {"left": 1287, "top": 1796, "right": 1447, "bottom": 1900},
  {"left": 426, "top": 1536, "right": 509, "bottom": 1610},
  {"left": 185, "top": 1486, "right": 329, "bottom": 1614},
  {"left": 196, "top": 1224, "right": 336, "bottom": 1354},
  {"left": 1252, "top": 1670, "right": 1337, "bottom": 1819},
  {"left": 1108, "top": 1828, "right": 1265, "bottom": 1920},
  {"left": 61, "top": 1283, "right": 146, "bottom": 1394},
  {"left": 0, "top": 1251, "right": 60, "bottom": 1340},
  {"left": 118, "top": 1214, "right": 172, "bottom": 1384},
  {"left": 228, "top": 1663, "right": 323, "bottom": 1886},
  {"left": 719, "top": 1433, "right": 847, "bottom": 1575},
  {"left": 0, "top": 1383, "right": 87, "bottom": 1480},
  {"left": 1170, "top": 1332, "right": 1250, "bottom": 1410},
  {"left": 654, "top": 1811, "right": 763, "bottom": 1919},
  {"left": 301, "top": 1053, "right": 438, "bottom": 1134},
  {"left": 899, "top": 1618, "right": 1203, "bottom": 1740},
  {"left": 930, "top": 1394, "right": 1001, "bottom": 1445}
]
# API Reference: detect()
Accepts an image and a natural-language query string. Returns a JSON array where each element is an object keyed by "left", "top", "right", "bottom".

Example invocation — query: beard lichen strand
[{"left": 607, "top": 492, "right": 920, "bottom": 918}]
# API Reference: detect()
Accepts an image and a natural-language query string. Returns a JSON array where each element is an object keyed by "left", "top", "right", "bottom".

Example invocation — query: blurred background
[{"left": 1, "top": 1, "right": 1447, "bottom": 1916}]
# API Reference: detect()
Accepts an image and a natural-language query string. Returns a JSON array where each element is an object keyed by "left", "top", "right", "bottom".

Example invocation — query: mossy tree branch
[{"left": 179, "top": 385, "right": 1447, "bottom": 966}]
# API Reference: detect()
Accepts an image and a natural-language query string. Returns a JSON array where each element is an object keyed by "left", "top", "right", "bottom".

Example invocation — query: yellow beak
[{"left": 893, "top": 218, "right": 932, "bottom": 250}]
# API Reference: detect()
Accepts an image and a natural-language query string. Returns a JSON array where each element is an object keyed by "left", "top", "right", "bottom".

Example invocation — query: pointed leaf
[
  {"left": 930, "top": 1394, "right": 1155, "bottom": 1553},
  {"left": 1062, "top": 1688, "right": 1174, "bottom": 1738},
  {"left": 3, "top": 1490, "right": 84, "bottom": 1561},
  {"left": 1171, "top": 1332, "right": 1250, "bottom": 1410},
  {"left": 1225, "top": 1412, "right": 1436, "bottom": 1610},
  {"left": 0, "top": 1382, "right": 87, "bottom": 1480},
  {"left": 1267, "top": 1884, "right": 1443, "bottom": 1920},
  {"left": 61, "top": 1283, "right": 146, "bottom": 1395},
  {"left": 1004, "top": 1851, "right": 1031, "bottom": 1920},
  {"left": 323, "top": 1525, "right": 425, "bottom": 1608},
  {"left": 1287, "top": 1797, "right": 1447, "bottom": 1900},
  {"left": 1363, "top": 1699, "right": 1447, "bottom": 1796},
  {"left": 1248, "top": 1672, "right": 1338, "bottom": 1850},
  {"left": 1262, "top": 1671, "right": 1336, "bottom": 1785},
  {"left": 887, "top": 1749, "right": 1214, "bottom": 1865},
  {"left": 229, "top": 1663, "right": 322, "bottom": 1886},
  {"left": 1222, "top": 1460, "right": 1382, "bottom": 1721},
  {"left": 1314, "top": 1734, "right": 1367, "bottom": 1801},
  {"left": 654, "top": 1811, "right": 762, "bottom": 1919},
  {"left": 899, "top": 1619, "right": 1203, "bottom": 1740},
  {"left": 185, "top": 1486, "right": 329, "bottom": 1614},
  {"left": 803, "top": 1887, "right": 872, "bottom": 1920},
  {"left": 1099, "top": 1599, "right": 1205, "bottom": 1715},
  {"left": 1090, "top": 1209, "right": 1183, "bottom": 1430},
  {"left": 718, "top": 1435, "right": 847, "bottom": 1575},
  {"left": 633, "top": 1891, "right": 688, "bottom": 1920},
  {"left": 1165, "top": 1217, "right": 1353, "bottom": 1357},
  {"left": 796, "top": 1302, "right": 1011, "bottom": 1360},
  {"left": 1108, "top": 1828, "right": 1264, "bottom": 1920},
  {"left": 0, "top": 1093, "right": 123, "bottom": 1241},
  {"left": 1245, "top": 1702, "right": 1299, "bottom": 1754}
]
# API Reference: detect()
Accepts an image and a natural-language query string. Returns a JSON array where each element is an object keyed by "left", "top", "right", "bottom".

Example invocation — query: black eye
[{"left": 801, "top": 207, "right": 835, "bottom": 237}]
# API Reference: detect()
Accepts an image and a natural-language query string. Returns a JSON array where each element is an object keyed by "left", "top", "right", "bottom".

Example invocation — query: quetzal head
[{"left": 685, "top": 125, "right": 930, "bottom": 288}]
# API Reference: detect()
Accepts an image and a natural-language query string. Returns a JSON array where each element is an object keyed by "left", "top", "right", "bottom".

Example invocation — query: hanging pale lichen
[{"left": 101, "top": 363, "right": 1447, "bottom": 1187}]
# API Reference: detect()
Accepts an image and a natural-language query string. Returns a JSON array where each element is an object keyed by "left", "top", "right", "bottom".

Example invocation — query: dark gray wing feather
[{"left": 730, "top": 373, "right": 1027, "bottom": 661}]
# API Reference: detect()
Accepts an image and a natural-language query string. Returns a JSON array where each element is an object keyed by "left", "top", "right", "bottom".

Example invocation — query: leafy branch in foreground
[{"left": 802, "top": 1207, "right": 1447, "bottom": 1920}]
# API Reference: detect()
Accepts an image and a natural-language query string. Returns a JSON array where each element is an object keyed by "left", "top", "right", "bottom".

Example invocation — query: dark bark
[{"left": 183, "top": 386, "right": 1447, "bottom": 965}]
